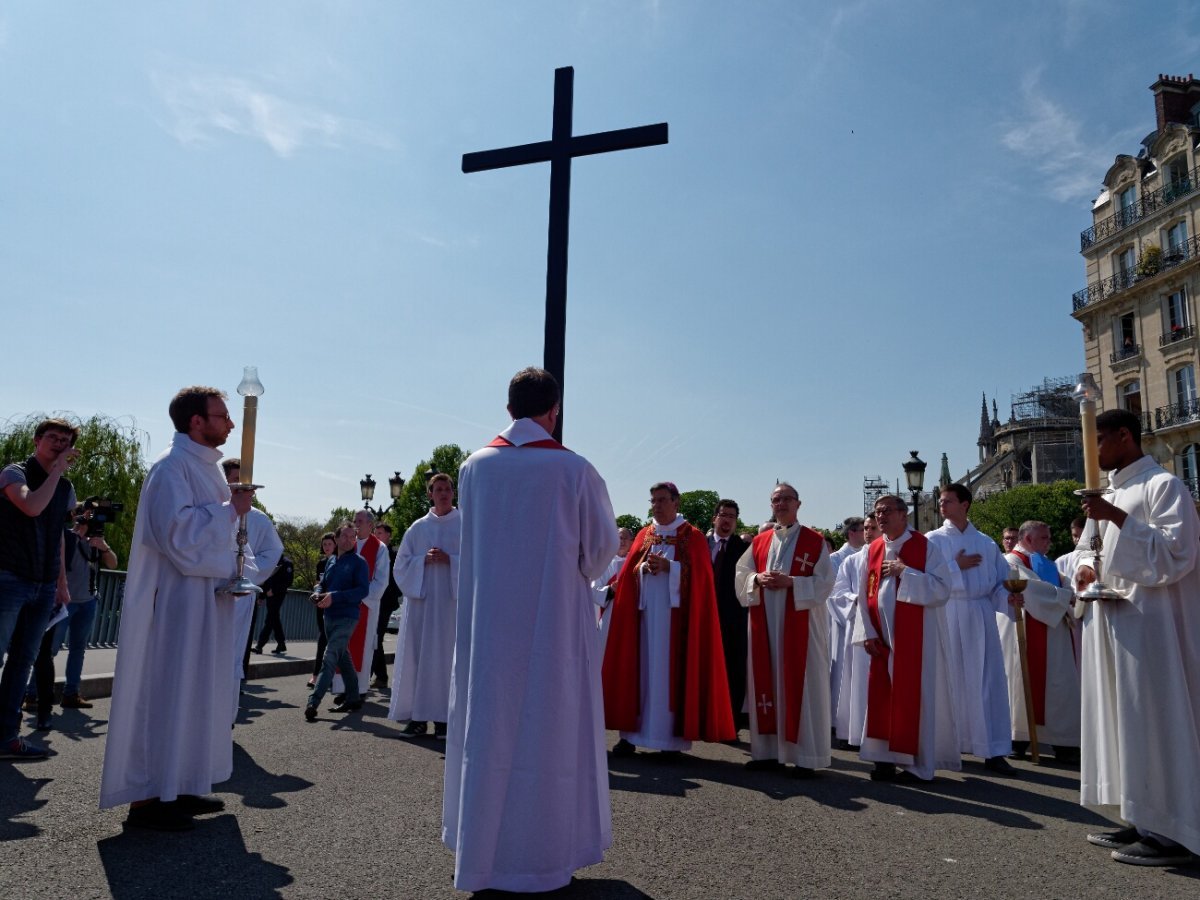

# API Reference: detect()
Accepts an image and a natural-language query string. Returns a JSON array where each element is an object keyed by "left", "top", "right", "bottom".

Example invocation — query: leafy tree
[
  {"left": 678, "top": 489, "right": 719, "bottom": 532},
  {"left": 325, "top": 506, "right": 357, "bottom": 530},
  {"left": 275, "top": 516, "right": 328, "bottom": 590},
  {"left": 385, "top": 444, "right": 468, "bottom": 539},
  {"left": 615, "top": 513, "right": 646, "bottom": 533},
  {"left": 968, "top": 481, "right": 1084, "bottom": 559},
  {"left": 0, "top": 413, "right": 148, "bottom": 564}
]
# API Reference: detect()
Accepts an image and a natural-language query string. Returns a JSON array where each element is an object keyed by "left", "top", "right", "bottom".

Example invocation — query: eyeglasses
[
  {"left": 874, "top": 507, "right": 903, "bottom": 515},
  {"left": 206, "top": 413, "right": 234, "bottom": 423}
]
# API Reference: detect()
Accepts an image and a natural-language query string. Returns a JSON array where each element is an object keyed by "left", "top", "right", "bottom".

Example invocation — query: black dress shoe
[
  {"left": 252, "top": 646, "right": 264, "bottom": 654},
  {"left": 434, "top": 722, "right": 447, "bottom": 738},
  {"left": 124, "top": 800, "right": 195, "bottom": 832},
  {"left": 984, "top": 756, "right": 1020, "bottom": 777},
  {"left": 870, "top": 762, "right": 897, "bottom": 782},
  {"left": 175, "top": 795, "right": 226, "bottom": 815},
  {"left": 744, "top": 758, "right": 783, "bottom": 771},
  {"left": 894, "top": 770, "right": 926, "bottom": 785},
  {"left": 304, "top": 705, "right": 318, "bottom": 722},
  {"left": 398, "top": 720, "right": 428, "bottom": 737},
  {"left": 333, "top": 694, "right": 345, "bottom": 705},
  {"left": 1009, "top": 740, "right": 1029, "bottom": 760},
  {"left": 272, "top": 645, "right": 287, "bottom": 655},
  {"left": 1053, "top": 745, "right": 1081, "bottom": 765},
  {"left": 610, "top": 738, "right": 636, "bottom": 757},
  {"left": 1086, "top": 825, "right": 1140, "bottom": 849},
  {"left": 330, "top": 699, "right": 363, "bottom": 713}
]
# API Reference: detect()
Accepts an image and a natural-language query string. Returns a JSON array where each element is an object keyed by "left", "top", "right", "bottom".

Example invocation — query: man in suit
[{"left": 710, "top": 498, "right": 750, "bottom": 731}]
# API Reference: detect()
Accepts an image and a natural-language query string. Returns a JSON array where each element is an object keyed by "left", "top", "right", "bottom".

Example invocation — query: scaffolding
[
  {"left": 1009, "top": 375, "right": 1078, "bottom": 422},
  {"left": 863, "top": 476, "right": 889, "bottom": 516}
]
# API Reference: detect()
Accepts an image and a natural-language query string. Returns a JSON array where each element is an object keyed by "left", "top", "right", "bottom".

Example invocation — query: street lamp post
[
  {"left": 360, "top": 471, "right": 406, "bottom": 519},
  {"left": 902, "top": 451, "right": 927, "bottom": 531}
]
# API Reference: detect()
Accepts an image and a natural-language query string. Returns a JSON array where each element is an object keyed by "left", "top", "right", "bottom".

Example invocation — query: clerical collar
[
  {"left": 652, "top": 514, "right": 684, "bottom": 534},
  {"left": 773, "top": 521, "right": 798, "bottom": 534}
]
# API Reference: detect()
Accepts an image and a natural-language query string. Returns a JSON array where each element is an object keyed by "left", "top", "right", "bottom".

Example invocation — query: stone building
[{"left": 1071, "top": 73, "right": 1200, "bottom": 498}]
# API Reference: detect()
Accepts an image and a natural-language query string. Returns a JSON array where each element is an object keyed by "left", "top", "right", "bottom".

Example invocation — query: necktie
[{"left": 713, "top": 537, "right": 727, "bottom": 571}]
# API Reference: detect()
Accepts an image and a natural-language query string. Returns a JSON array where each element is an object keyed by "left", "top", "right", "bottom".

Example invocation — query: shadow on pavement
[
  {"left": 0, "top": 770, "right": 51, "bottom": 840},
  {"left": 98, "top": 813, "right": 292, "bottom": 899},
  {"left": 474, "top": 877, "right": 653, "bottom": 898},
  {"left": 28, "top": 708, "right": 108, "bottom": 744},
  {"left": 222, "top": 743, "right": 314, "bottom": 810}
]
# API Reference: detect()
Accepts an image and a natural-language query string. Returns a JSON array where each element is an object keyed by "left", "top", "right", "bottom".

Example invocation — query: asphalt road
[{"left": 2, "top": 674, "right": 1196, "bottom": 899}]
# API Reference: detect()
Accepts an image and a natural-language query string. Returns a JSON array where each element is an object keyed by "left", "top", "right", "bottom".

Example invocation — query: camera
[{"left": 77, "top": 496, "right": 124, "bottom": 538}]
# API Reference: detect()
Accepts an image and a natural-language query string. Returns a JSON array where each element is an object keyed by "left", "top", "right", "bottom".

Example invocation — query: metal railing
[
  {"left": 1073, "top": 234, "right": 1200, "bottom": 311},
  {"left": 1081, "top": 167, "right": 1200, "bottom": 249},
  {"left": 1160, "top": 323, "right": 1196, "bottom": 346},
  {"left": 1155, "top": 397, "right": 1200, "bottom": 430},
  {"left": 1110, "top": 343, "right": 1140, "bottom": 363}
]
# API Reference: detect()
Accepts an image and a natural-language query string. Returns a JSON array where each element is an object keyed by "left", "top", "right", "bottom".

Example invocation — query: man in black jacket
[{"left": 709, "top": 498, "right": 750, "bottom": 732}]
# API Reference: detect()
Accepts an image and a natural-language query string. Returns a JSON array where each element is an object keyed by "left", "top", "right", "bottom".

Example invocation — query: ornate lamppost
[
  {"left": 902, "top": 450, "right": 927, "bottom": 531},
  {"left": 360, "top": 471, "right": 406, "bottom": 518}
]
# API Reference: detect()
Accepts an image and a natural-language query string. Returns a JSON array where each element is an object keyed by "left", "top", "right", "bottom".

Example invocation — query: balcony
[
  {"left": 1155, "top": 397, "right": 1200, "bottom": 430},
  {"left": 1160, "top": 323, "right": 1196, "bottom": 346},
  {"left": 1073, "top": 234, "right": 1200, "bottom": 312},
  {"left": 1110, "top": 342, "right": 1141, "bottom": 363},
  {"left": 1081, "top": 166, "right": 1200, "bottom": 250},
  {"left": 1185, "top": 477, "right": 1200, "bottom": 501}
]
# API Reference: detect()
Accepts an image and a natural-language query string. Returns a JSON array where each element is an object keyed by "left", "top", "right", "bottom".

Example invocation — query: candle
[
  {"left": 1073, "top": 372, "right": 1102, "bottom": 490},
  {"left": 236, "top": 366, "right": 265, "bottom": 485}
]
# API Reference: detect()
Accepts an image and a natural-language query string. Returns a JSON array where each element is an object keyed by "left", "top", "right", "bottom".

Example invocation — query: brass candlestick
[
  {"left": 1071, "top": 372, "right": 1121, "bottom": 602},
  {"left": 220, "top": 366, "right": 265, "bottom": 597}
]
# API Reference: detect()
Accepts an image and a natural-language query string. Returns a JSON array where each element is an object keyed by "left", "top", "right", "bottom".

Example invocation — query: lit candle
[
  {"left": 236, "top": 366, "right": 265, "bottom": 485},
  {"left": 1073, "top": 372, "right": 1102, "bottom": 490}
]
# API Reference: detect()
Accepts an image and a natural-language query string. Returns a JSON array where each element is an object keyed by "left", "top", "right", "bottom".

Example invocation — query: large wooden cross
[{"left": 462, "top": 66, "right": 668, "bottom": 441}]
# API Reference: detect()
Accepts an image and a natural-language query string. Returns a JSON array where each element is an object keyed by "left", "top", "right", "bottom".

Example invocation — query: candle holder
[
  {"left": 1071, "top": 371, "right": 1121, "bottom": 602},
  {"left": 220, "top": 366, "right": 266, "bottom": 597}
]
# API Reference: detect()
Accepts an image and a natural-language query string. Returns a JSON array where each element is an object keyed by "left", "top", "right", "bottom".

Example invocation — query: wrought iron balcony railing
[
  {"left": 1184, "top": 477, "right": 1200, "bottom": 501},
  {"left": 1081, "top": 166, "right": 1200, "bottom": 250},
  {"left": 1110, "top": 343, "right": 1141, "bottom": 363},
  {"left": 1155, "top": 397, "right": 1200, "bottom": 430},
  {"left": 1073, "top": 234, "right": 1200, "bottom": 311},
  {"left": 1159, "top": 323, "right": 1196, "bottom": 346}
]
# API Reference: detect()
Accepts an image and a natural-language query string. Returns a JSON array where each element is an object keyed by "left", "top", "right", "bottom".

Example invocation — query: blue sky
[{"left": 3, "top": 2, "right": 1198, "bottom": 529}]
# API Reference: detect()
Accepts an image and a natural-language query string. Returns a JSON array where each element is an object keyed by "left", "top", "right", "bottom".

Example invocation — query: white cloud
[
  {"left": 1000, "top": 71, "right": 1110, "bottom": 203},
  {"left": 151, "top": 67, "right": 392, "bottom": 158}
]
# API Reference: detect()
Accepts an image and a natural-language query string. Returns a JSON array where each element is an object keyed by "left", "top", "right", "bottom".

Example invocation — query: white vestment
[
  {"left": 1000, "top": 549, "right": 1080, "bottom": 747},
  {"left": 590, "top": 553, "right": 624, "bottom": 668},
  {"left": 830, "top": 544, "right": 869, "bottom": 742},
  {"left": 619, "top": 513, "right": 690, "bottom": 752},
  {"left": 827, "top": 540, "right": 860, "bottom": 728},
  {"left": 735, "top": 525, "right": 834, "bottom": 768},
  {"left": 331, "top": 535, "right": 386, "bottom": 694},
  {"left": 100, "top": 433, "right": 251, "bottom": 808},
  {"left": 926, "top": 520, "right": 1012, "bottom": 759},
  {"left": 850, "top": 531, "right": 959, "bottom": 780},
  {"left": 1078, "top": 455, "right": 1200, "bottom": 853},
  {"left": 443, "top": 418, "right": 618, "bottom": 893},
  {"left": 387, "top": 507, "right": 460, "bottom": 724},
  {"left": 231, "top": 507, "right": 282, "bottom": 724}
]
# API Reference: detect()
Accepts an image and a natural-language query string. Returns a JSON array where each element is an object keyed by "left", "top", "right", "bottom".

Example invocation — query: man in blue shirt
[{"left": 305, "top": 523, "right": 370, "bottom": 721}]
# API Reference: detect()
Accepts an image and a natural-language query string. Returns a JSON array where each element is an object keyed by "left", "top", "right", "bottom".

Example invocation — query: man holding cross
[{"left": 734, "top": 483, "right": 834, "bottom": 776}]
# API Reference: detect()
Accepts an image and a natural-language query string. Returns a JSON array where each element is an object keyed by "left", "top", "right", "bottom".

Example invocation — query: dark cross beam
[{"left": 463, "top": 66, "right": 668, "bottom": 441}]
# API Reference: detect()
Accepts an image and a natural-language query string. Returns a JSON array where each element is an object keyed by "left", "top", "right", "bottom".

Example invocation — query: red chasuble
[
  {"left": 864, "top": 531, "right": 928, "bottom": 757},
  {"left": 345, "top": 532, "right": 383, "bottom": 673},
  {"left": 747, "top": 526, "right": 825, "bottom": 743},
  {"left": 602, "top": 521, "right": 735, "bottom": 742},
  {"left": 1009, "top": 550, "right": 1049, "bottom": 726}
]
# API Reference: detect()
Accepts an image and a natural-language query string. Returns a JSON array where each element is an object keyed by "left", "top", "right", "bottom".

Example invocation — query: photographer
[{"left": 26, "top": 501, "right": 118, "bottom": 728}]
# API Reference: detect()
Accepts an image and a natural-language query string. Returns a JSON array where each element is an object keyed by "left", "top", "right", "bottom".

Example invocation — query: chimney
[{"left": 1150, "top": 73, "right": 1200, "bottom": 131}]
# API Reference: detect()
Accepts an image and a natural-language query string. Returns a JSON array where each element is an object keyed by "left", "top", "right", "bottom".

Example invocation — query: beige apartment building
[{"left": 1073, "top": 73, "right": 1200, "bottom": 498}]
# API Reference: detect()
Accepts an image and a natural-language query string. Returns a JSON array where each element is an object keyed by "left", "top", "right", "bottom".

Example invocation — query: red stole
[
  {"left": 1010, "top": 550, "right": 1048, "bottom": 726},
  {"left": 864, "top": 531, "right": 928, "bottom": 756},
  {"left": 487, "top": 434, "right": 568, "bottom": 450},
  {"left": 602, "top": 521, "right": 735, "bottom": 742},
  {"left": 345, "top": 533, "right": 383, "bottom": 673},
  {"left": 748, "top": 526, "right": 824, "bottom": 743}
]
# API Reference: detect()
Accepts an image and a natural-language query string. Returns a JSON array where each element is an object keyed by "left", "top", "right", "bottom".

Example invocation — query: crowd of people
[{"left": 1, "top": 379, "right": 1197, "bottom": 890}]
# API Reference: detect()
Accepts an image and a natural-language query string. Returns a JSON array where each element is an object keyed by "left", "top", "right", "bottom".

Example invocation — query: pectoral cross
[
  {"left": 462, "top": 66, "right": 669, "bottom": 441},
  {"left": 757, "top": 693, "right": 773, "bottom": 716},
  {"left": 795, "top": 552, "right": 814, "bottom": 574}
]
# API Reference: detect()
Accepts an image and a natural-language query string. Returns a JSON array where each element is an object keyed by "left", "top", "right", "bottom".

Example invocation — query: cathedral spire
[{"left": 938, "top": 452, "right": 952, "bottom": 490}]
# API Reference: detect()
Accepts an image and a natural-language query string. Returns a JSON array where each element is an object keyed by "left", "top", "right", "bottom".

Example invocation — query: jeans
[
  {"left": 0, "top": 572, "right": 57, "bottom": 743},
  {"left": 308, "top": 616, "right": 359, "bottom": 707},
  {"left": 26, "top": 598, "right": 97, "bottom": 700}
]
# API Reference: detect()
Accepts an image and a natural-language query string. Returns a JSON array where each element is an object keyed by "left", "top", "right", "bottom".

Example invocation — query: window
[
  {"left": 1116, "top": 246, "right": 1135, "bottom": 275},
  {"left": 1114, "top": 312, "right": 1137, "bottom": 356},
  {"left": 1166, "top": 155, "right": 1190, "bottom": 189},
  {"left": 1120, "top": 380, "right": 1142, "bottom": 416},
  {"left": 1172, "top": 364, "right": 1197, "bottom": 407},
  {"left": 1166, "top": 289, "right": 1190, "bottom": 336},
  {"left": 1118, "top": 185, "right": 1137, "bottom": 227},
  {"left": 1167, "top": 220, "right": 1189, "bottom": 258},
  {"left": 1178, "top": 444, "right": 1200, "bottom": 493}
]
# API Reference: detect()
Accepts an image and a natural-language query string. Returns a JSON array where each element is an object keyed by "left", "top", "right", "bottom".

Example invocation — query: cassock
[
  {"left": 590, "top": 553, "right": 624, "bottom": 668},
  {"left": 926, "top": 520, "right": 1012, "bottom": 759},
  {"left": 332, "top": 532, "right": 387, "bottom": 695},
  {"left": 387, "top": 507, "right": 460, "bottom": 724},
  {"left": 827, "top": 541, "right": 859, "bottom": 731},
  {"left": 734, "top": 523, "right": 834, "bottom": 768},
  {"left": 850, "top": 530, "right": 958, "bottom": 780},
  {"left": 443, "top": 418, "right": 618, "bottom": 893},
  {"left": 710, "top": 531, "right": 750, "bottom": 729},
  {"left": 1078, "top": 455, "right": 1200, "bottom": 853},
  {"left": 603, "top": 515, "right": 735, "bottom": 749},
  {"left": 1001, "top": 549, "right": 1080, "bottom": 748},
  {"left": 100, "top": 433, "right": 250, "bottom": 808},
  {"left": 230, "top": 507, "right": 282, "bottom": 724},
  {"left": 830, "top": 544, "right": 869, "bottom": 742}
]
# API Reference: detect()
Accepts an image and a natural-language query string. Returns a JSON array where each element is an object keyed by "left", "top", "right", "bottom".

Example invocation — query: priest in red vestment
[{"left": 603, "top": 482, "right": 735, "bottom": 755}]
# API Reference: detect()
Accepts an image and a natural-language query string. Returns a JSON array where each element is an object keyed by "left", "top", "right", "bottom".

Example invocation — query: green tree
[
  {"left": 0, "top": 413, "right": 148, "bottom": 564},
  {"left": 615, "top": 513, "right": 646, "bottom": 533},
  {"left": 678, "top": 489, "right": 719, "bottom": 531},
  {"left": 385, "top": 444, "right": 468, "bottom": 538},
  {"left": 275, "top": 516, "right": 327, "bottom": 590},
  {"left": 968, "top": 481, "right": 1084, "bottom": 558},
  {"left": 325, "top": 506, "right": 357, "bottom": 529}
]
